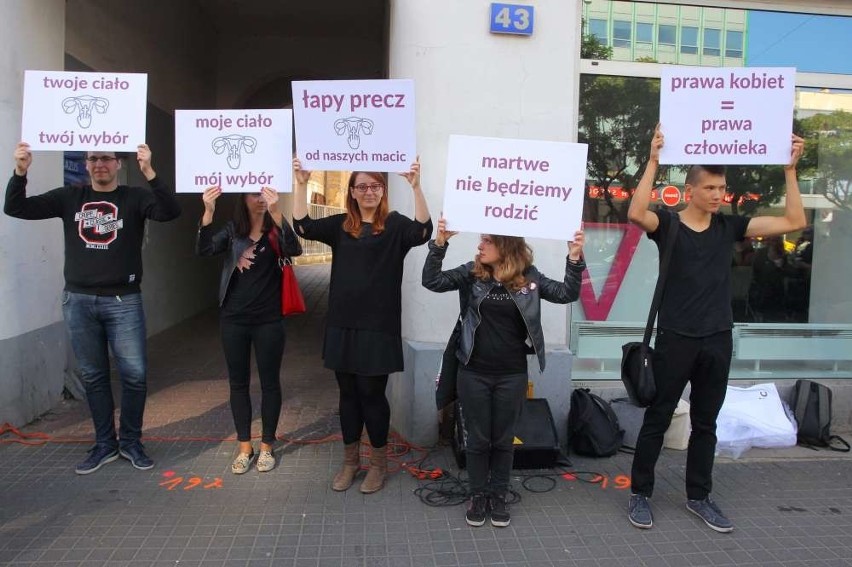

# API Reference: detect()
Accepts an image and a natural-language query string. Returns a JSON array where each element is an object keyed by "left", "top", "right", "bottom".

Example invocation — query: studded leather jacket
[{"left": 421, "top": 240, "right": 584, "bottom": 372}]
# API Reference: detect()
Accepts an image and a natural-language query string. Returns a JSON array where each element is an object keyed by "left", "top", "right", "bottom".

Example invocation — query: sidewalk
[{"left": 1, "top": 263, "right": 851, "bottom": 567}]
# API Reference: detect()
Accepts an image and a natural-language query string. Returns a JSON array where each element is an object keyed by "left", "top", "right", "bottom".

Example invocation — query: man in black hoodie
[{"left": 5, "top": 142, "right": 181, "bottom": 474}]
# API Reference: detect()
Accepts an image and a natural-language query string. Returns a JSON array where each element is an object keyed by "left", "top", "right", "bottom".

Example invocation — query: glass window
[
  {"left": 589, "top": 18, "right": 608, "bottom": 43},
  {"left": 636, "top": 22, "right": 653, "bottom": 45},
  {"left": 703, "top": 28, "right": 721, "bottom": 57},
  {"left": 658, "top": 24, "right": 676, "bottom": 47},
  {"left": 726, "top": 30, "right": 743, "bottom": 58},
  {"left": 681, "top": 26, "right": 698, "bottom": 55},
  {"left": 613, "top": 20, "right": 631, "bottom": 48}
]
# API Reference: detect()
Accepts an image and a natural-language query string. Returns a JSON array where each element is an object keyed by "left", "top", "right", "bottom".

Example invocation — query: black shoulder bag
[{"left": 620, "top": 213, "right": 679, "bottom": 407}]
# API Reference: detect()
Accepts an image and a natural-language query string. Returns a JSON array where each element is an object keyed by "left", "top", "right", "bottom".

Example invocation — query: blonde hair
[{"left": 471, "top": 235, "right": 533, "bottom": 292}]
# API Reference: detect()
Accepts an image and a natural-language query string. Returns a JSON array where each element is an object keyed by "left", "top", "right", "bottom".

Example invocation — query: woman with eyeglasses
[
  {"left": 292, "top": 158, "right": 432, "bottom": 494},
  {"left": 196, "top": 186, "right": 302, "bottom": 474},
  {"left": 422, "top": 217, "right": 585, "bottom": 527}
]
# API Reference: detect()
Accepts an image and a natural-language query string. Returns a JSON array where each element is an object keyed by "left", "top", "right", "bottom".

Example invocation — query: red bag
[
  {"left": 267, "top": 225, "right": 306, "bottom": 316},
  {"left": 281, "top": 259, "right": 306, "bottom": 316}
]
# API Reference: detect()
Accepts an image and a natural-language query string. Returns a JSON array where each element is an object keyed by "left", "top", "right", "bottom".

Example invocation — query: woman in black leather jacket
[
  {"left": 422, "top": 217, "right": 584, "bottom": 528},
  {"left": 196, "top": 186, "right": 302, "bottom": 474}
]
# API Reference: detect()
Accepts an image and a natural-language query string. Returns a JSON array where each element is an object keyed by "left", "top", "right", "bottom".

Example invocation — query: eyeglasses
[
  {"left": 352, "top": 183, "right": 385, "bottom": 193},
  {"left": 86, "top": 156, "right": 117, "bottom": 164}
]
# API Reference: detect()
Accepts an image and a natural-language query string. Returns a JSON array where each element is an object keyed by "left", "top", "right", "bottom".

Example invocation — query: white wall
[
  {"left": 389, "top": 0, "right": 583, "bottom": 346},
  {"left": 0, "top": 0, "right": 65, "bottom": 340}
]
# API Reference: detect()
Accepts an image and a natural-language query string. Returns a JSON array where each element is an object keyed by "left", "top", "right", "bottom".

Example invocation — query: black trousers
[
  {"left": 335, "top": 373, "right": 390, "bottom": 448},
  {"left": 631, "top": 329, "right": 733, "bottom": 500},
  {"left": 457, "top": 367, "right": 528, "bottom": 497},
  {"left": 220, "top": 319, "right": 285, "bottom": 445}
]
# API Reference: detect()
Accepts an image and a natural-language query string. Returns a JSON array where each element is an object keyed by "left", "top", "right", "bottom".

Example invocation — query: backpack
[
  {"left": 567, "top": 389, "right": 624, "bottom": 457},
  {"left": 790, "top": 380, "right": 850, "bottom": 452}
]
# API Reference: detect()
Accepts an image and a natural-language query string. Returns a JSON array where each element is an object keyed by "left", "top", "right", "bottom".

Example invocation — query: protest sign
[
  {"left": 175, "top": 109, "right": 293, "bottom": 193},
  {"left": 293, "top": 79, "right": 415, "bottom": 172},
  {"left": 22, "top": 70, "right": 147, "bottom": 152},
  {"left": 659, "top": 66, "right": 795, "bottom": 165},
  {"left": 443, "top": 135, "right": 587, "bottom": 241}
]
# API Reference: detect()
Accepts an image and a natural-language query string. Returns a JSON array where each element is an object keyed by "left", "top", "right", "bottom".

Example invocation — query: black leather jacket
[
  {"left": 196, "top": 218, "right": 302, "bottom": 306},
  {"left": 421, "top": 240, "right": 584, "bottom": 372}
]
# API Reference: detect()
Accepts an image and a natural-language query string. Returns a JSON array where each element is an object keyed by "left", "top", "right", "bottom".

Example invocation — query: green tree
[
  {"left": 799, "top": 110, "right": 852, "bottom": 211},
  {"left": 578, "top": 75, "right": 660, "bottom": 223}
]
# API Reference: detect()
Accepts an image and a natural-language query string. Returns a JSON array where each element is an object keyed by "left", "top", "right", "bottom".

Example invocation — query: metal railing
[{"left": 296, "top": 203, "right": 345, "bottom": 260}]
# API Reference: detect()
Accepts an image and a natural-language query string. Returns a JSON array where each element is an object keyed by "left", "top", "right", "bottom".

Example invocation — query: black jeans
[
  {"left": 457, "top": 367, "right": 528, "bottom": 497},
  {"left": 335, "top": 373, "right": 390, "bottom": 448},
  {"left": 220, "top": 319, "right": 285, "bottom": 445},
  {"left": 631, "top": 329, "right": 733, "bottom": 500}
]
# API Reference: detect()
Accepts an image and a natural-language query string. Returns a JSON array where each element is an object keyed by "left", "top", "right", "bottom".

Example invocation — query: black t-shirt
[
  {"left": 466, "top": 284, "right": 529, "bottom": 375},
  {"left": 293, "top": 212, "right": 432, "bottom": 335},
  {"left": 651, "top": 210, "right": 750, "bottom": 337},
  {"left": 221, "top": 233, "right": 281, "bottom": 324}
]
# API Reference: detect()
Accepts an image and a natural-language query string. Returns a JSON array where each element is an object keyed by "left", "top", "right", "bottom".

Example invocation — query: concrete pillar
[
  {"left": 387, "top": 0, "right": 583, "bottom": 447},
  {"left": 0, "top": 0, "right": 68, "bottom": 426}
]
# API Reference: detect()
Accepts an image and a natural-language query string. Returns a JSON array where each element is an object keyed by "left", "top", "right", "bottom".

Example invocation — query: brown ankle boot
[
  {"left": 359, "top": 444, "right": 388, "bottom": 494},
  {"left": 332, "top": 442, "right": 361, "bottom": 491}
]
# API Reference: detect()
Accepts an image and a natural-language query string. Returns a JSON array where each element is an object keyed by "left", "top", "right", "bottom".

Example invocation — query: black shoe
[
  {"left": 628, "top": 494, "right": 653, "bottom": 529},
  {"left": 687, "top": 497, "right": 734, "bottom": 533},
  {"left": 466, "top": 494, "right": 487, "bottom": 527},
  {"left": 75, "top": 444, "right": 119, "bottom": 475},
  {"left": 119, "top": 442, "right": 154, "bottom": 471},
  {"left": 489, "top": 494, "right": 510, "bottom": 527}
]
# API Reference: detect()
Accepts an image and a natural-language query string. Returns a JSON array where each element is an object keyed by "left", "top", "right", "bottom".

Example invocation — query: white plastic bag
[{"left": 715, "top": 383, "right": 797, "bottom": 459}]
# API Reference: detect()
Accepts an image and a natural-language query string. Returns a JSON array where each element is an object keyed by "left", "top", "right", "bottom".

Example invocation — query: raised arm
[
  {"left": 399, "top": 157, "right": 431, "bottom": 224},
  {"left": 4, "top": 142, "right": 63, "bottom": 220},
  {"left": 539, "top": 229, "right": 586, "bottom": 303},
  {"left": 745, "top": 134, "right": 807, "bottom": 238},
  {"left": 627, "top": 126, "right": 663, "bottom": 233},
  {"left": 422, "top": 216, "right": 467, "bottom": 292},
  {"left": 138, "top": 144, "right": 181, "bottom": 221},
  {"left": 292, "top": 158, "right": 310, "bottom": 221}
]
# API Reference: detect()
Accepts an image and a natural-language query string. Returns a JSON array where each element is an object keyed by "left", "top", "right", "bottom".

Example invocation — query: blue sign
[{"left": 490, "top": 3, "right": 534, "bottom": 36}]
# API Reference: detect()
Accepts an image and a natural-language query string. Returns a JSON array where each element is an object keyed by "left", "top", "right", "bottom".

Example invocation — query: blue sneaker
[
  {"left": 628, "top": 494, "right": 653, "bottom": 529},
  {"left": 687, "top": 497, "right": 734, "bottom": 533},
  {"left": 119, "top": 442, "right": 154, "bottom": 471},
  {"left": 75, "top": 444, "right": 119, "bottom": 475}
]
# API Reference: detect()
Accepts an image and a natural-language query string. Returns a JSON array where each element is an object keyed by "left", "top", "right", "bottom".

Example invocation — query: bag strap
[
  {"left": 817, "top": 383, "right": 831, "bottom": 433},
  {"left": 588, "top": 393, "right": 621, "bottom": 432},
  {"left": 829, "top": 435, "right": 851, "bottom": 452},
  {"left": 794, "top": 381, "right": 811, "bottom": 429},
  {"left": 642, "top": 211, "right": 679, "bottom": 346}
]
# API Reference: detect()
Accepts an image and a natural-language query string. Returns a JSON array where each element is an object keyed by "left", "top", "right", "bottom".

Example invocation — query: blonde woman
[{"left": 422, "top": 218, "right": 584, "bottom": 527}]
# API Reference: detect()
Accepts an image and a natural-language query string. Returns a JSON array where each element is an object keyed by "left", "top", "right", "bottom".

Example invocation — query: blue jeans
[{"left": 62, "top": 291, "right": 148, "bottom": 449}]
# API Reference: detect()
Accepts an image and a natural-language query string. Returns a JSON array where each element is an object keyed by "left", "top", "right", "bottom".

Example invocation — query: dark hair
[
  {"left": 232, "top": 195, "right": 275, "bottom": 238},
  {"left": 343, "top": 171, "right": 389, "bottom": 238},
  {"left": 685, "top": 165, "right": 726, "bottom": 186}
]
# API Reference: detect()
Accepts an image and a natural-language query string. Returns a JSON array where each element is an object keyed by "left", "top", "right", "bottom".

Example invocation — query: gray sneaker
[
  {"left": 687, "top": 497, "right": 734, "bottom": 533},
  {"left": 628, "top": 494, "right": 653, "bottom": 529}
]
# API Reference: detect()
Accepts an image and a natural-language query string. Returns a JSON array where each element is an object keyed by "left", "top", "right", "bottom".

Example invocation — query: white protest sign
[
  {"left": 292, "top": 79, "right": 415, "bottom": 172},
  {"left": 21, "top": 70, "right": 147, "bottom": 151},
  {"left": 659, "top": 66, "right": 795, "bottom": 165},
  {"left": 175, "top": 109, "right": 293, "bottom": 194},
  {"left": 443, "top": 135, "right": 588, "bottom": 241}
]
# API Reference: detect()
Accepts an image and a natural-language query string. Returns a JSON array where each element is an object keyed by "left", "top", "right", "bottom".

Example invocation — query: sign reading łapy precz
[
  {"left": 659, "top": 66, "right": 795, "bottom": 165},
  {"left": 443, "top": 135, "right": 588, "bottom": 241},
  {"left": 292, "top": 79, "right": 415, "bottom": 172},
  {"left": 174, "top": 109, "right": 293, "bottom": 193},
  {"left": 21, "top": 70, "right": 147, "bottom": 152}
]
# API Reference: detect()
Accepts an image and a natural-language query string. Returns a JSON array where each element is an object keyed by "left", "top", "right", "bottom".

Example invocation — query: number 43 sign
[{"left": 490, "top": 3, "right": 534, "bottom": 36}]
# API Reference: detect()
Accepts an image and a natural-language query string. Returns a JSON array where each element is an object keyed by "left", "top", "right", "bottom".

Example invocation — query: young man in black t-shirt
[
  {"left": 625, "top": 127, "right": 806, "bottom": 533},
  {"left": 5, "top": 142, "right": 181, "bottom": 474}
]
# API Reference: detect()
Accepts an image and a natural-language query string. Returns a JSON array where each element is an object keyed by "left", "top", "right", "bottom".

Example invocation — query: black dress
[{"left": 294, "top": 212, "right": 432, "bottom": 375}]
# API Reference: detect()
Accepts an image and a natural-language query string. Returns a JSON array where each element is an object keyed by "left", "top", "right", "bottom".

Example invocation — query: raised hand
[
  {"left": 568, "top": 229, "right": 585, "bottom": 261},
  {"left": 14, "top": 142, "right": 32, "bottom": 176},
  {"left": 435, "top": 214, "right": 458, "bottom": 247},
  {"left": 201, "top": 185, "right": 222, "bottom": 226},
  {"left": 399, "top": 156, "right": 421, "bottom": 190},
  {"left": 786, "top": 134, "right": 805, "bottom": 170},
  {"left": 293, "top": 158, "right": 311, "bottom": 185},
  {"left": 137, "top": 143, "right": 156, "bottom": 180}
]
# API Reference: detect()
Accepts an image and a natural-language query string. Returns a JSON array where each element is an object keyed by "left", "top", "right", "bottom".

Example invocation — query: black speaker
[{"left": 453, "top": 398, "right": 561, "bottom": 470}]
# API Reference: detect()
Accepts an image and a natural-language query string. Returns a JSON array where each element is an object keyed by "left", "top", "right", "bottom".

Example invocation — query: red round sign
[{"left": 661, "top": 185, "right": 681, "bottom": 207}]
